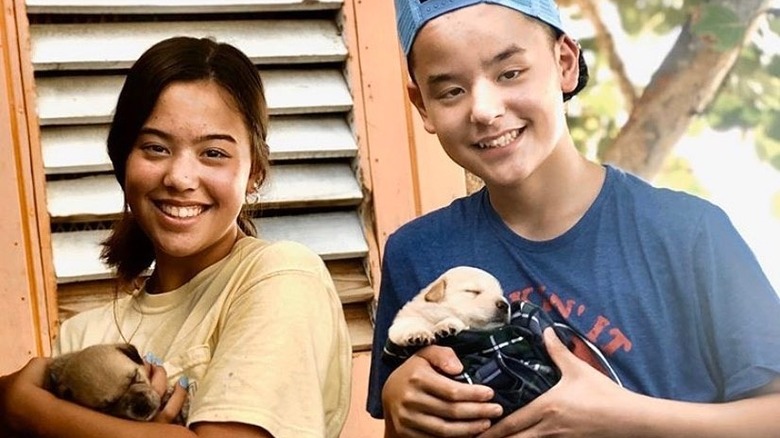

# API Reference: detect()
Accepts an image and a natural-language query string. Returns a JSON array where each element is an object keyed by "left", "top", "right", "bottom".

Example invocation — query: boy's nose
[{"left": 470, "top": 81, "right": 504, "bottom": 125}]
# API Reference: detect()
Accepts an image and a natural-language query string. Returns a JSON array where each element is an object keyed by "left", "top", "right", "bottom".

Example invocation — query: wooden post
[{"left": 0, "top": 0, "right": 57, "bottom": 374}]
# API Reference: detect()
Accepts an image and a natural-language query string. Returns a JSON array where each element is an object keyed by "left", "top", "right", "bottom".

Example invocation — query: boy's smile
[{"left": 408, "top": 3, "right": 579, "bottom": 189}]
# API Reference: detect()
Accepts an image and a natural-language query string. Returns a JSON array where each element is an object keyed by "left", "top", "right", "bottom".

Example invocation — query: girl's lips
[{"left": 155, "top": 202, "right": 207, "bottom": 219}]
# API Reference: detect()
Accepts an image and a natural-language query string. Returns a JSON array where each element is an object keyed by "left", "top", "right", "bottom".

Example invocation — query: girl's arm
[{"left": 0, "top": 358, "right": 272, "bottom": 438}]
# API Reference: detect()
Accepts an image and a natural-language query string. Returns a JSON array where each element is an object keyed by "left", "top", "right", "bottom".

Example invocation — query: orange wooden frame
[{"left": 0, "top": 0, "right": 57, "bottom": 374}]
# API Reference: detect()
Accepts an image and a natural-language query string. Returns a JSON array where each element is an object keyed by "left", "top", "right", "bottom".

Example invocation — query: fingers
[
  {"left": 415, "top": 345, "right": 464, "bottom": 375},
  {"left": 543, "top": 327, "right": 572, "bottom": 369},
  {"left": 383, "top": 352, "right": 503, "bottom": 437},
  {"left": 476, "top": 410, "right": 543, "bottom": 438},
  {"left": 144, "top": 362, "right": 170, "bottom": 398},
  {"left": 153, "top": 378, "right": 188, "bottom": 424}
]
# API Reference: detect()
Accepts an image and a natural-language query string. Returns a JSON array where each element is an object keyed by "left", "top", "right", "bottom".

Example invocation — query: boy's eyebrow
[
  {"left": 424, "top": 44, "right": 526, "bottom": 88},
  {"left": 484, "top": 44, "right": 526, "bottom": 68},
  {"left": 138, "top": 127, "right": 237, "bottom": 144}
]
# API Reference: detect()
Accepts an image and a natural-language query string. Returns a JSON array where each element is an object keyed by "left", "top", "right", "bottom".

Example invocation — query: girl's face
[
  {"left": 407, "top": 4, "right": 579, "bottom": 190},
  {"left": 124, "top": 80, "right": 254, "bottom": 275}
]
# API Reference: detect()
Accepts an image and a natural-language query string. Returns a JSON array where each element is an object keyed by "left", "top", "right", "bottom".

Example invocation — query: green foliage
[
  {"left": 566, "top": 37, "right": 622, "bottom": 158},
  {"left": 569, "top": 0, "right": 780, "bottom": 181},
  {"left": 690, "top": 3, "right": 745, "bottom": 51},
  {"left": 654, "top": 155, "right": 710, "bottom": 197},
  {"left": 610, "top": 0, "right": 688, "bottom": 35},
  {"left": 707, "top": 39, "right": 780, "bottom": 171}
]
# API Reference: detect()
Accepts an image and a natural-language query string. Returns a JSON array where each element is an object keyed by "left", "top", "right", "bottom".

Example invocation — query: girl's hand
[
  {"left": 382, "top": 345, "right": 503, "bottom": 438},
  {"left": 478, "top": 328, "right": 637, "bottom": 438},
  {"left": 144, "top": 358, "right": 188, "bottom": 424}
]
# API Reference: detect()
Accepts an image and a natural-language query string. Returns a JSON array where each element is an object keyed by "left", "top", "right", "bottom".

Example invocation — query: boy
[{"left": 367, "top": 0, "right": 780, "bottom": 437}]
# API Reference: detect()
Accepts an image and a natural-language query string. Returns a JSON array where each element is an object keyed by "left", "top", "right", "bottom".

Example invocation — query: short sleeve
[
  {"left": 693, "top": 205, "right": 780, "bottom": 400},
  {"left": 187, "top": 242, "right": 351, "bottom": 438}
]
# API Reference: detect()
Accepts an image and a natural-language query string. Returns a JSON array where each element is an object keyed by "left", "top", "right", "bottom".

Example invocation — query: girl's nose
[
  {"left": 469, "top": 80, "right": 505, "bottom": 126},
  {"left": 162, "top": 155, "right": 198, "bottom": 191}
]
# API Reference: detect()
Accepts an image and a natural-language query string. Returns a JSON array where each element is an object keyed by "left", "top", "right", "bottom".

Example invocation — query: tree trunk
[{"left": 600, "top": 0, "right": 770, "bottom": 181}]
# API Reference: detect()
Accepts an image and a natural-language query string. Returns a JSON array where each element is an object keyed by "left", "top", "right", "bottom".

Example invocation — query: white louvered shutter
[{"left": 27, "top": 0, "right": 374, "bottom": 351}]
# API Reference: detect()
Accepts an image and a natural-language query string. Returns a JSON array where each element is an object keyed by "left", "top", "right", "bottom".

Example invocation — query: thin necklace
[{"left": 113, "top": 279, "right": 148, "bottom": 345}]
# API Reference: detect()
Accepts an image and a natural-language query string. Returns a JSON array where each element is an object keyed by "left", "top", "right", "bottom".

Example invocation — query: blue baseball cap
[{"left": 394, "top": 0, "right": 588, "bottom": 100}]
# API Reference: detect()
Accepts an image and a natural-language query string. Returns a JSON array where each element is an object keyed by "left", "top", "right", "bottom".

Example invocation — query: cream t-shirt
[{"left": 55, "top": 238, "right": 352, "bottom": 438}]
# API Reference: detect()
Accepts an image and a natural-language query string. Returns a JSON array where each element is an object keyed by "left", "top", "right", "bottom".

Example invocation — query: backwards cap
[{"left": 394, "top": 0, "right": 588, "bottom": 101}]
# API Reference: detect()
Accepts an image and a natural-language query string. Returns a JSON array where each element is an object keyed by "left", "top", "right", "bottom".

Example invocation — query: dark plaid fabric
[{"left": 382, "top": 301, "right": 572, "bottom": 421}]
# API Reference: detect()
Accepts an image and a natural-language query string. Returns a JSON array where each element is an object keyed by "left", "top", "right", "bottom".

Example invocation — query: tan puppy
[
  {"left": 388, "top": 266, "right": 510, "bottom": 347},
  {"left": 48, "top": 343, "right": 162, "bottom": 421}
]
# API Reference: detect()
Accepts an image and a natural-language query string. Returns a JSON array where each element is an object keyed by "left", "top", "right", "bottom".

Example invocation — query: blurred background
[{"left": 557, "top": 0, "right": 780, "bottom": 291}]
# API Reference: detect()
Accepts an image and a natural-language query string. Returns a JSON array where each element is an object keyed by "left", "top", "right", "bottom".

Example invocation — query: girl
[{"left": 0, "top": 36, "right": 351, "bottom": 438}]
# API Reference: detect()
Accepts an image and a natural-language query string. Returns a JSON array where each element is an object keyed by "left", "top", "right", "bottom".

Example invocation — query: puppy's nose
[{"left": 496, "top": 300, "right": 509, "bottom": 312}]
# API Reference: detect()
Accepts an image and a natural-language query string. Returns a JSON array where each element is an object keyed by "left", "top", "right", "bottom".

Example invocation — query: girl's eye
[
  {"left": 142, "top": 144, "right": 168, "bottom": 155},
  {"left": 203, "top": 148, "right": 229, "bottom": 159}
]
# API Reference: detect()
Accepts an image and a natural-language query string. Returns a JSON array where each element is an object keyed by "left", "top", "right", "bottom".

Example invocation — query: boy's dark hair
[{"left": 101, "top": 36, "right": 271, "bottom": 285}]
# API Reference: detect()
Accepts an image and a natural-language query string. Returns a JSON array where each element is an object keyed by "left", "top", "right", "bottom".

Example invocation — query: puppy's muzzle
[
  {"left": 104, "top": 384, "right": 161, "bottom": 421},
  {"left": 493, "top": 299, "right": 510, "bottom": 324}
]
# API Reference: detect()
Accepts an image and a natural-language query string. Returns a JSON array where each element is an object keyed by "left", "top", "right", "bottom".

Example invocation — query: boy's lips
[{"left": 474, "top": 128, "right": 523, "bottom": 149}]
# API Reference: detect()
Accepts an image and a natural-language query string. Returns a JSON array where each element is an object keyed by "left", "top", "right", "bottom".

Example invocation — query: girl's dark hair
[{"left": 101, "top": 36, "right": 270, "bottom": 286}]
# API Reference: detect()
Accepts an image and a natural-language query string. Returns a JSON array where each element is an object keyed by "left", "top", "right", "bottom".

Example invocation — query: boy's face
[{"left": 407, "top": 4, "right": 580, "bottom": 188}]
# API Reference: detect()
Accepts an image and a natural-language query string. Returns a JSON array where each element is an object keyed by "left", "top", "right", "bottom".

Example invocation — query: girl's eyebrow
[{"left": 138, "top": 127, "right": 237, "bottom": 144}]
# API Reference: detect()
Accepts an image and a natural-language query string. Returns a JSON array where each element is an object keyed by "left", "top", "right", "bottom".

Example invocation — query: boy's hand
[
  {"left": 382, "top": 345, "right": 503, "bottom": 437},
  {"left": 478, "top": 328, "right": 635, "bottom": 438}
]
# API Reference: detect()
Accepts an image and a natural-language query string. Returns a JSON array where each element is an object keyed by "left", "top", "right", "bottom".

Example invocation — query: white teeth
[
  {"left": 477, "top": 129, "right": 520, "bottom": 149},
  {"left": 159, "top": 204, "right": 203, "bottom": 218}
]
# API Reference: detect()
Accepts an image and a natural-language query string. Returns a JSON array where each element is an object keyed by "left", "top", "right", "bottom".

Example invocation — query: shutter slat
[
  {"left": 31, "top": 20, "right": 347, "bottom": 71},
  {"left": 26, "top": 0, "right": 343, "bottom": 15},
  {"left": 36, "top": 69, "right": 352, "bottom": 125},
  {"left": 52, "top": 211, "right": 368, "bottom": 283},
  {"left": 42, "top": 117, "right": 358, "bottom": 174},
  {"left": 47, "top": 163, "right": 362, "bottom": 221}
]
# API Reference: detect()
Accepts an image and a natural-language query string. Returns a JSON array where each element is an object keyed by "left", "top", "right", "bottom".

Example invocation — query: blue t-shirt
[{"left": 367, "top": 165, "right": 780, "bottom": 418}]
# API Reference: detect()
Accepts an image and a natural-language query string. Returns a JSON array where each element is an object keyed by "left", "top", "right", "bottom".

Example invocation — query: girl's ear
[
  {"left": 558, "top": 35, "right": 581, "bottom": 95},
  {"left": 407, "top": 80, "right": 437, "bottom": 134}
]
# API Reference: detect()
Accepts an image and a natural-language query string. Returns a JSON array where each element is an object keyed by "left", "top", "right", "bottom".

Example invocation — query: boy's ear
[
  {"left": 407, "top": 79, "right": 437, "bottom": 134},
  {"left": 558, "top": 35, "right": 581, "bottom": 95}
]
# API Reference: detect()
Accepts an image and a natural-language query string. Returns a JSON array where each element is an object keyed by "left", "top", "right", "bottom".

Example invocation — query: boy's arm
[
  {"left": 382, "top": 346, "right": 502, "bottom": 438},
  {"left": 478, "top": 329, "right": 780, "bottom": 438}
]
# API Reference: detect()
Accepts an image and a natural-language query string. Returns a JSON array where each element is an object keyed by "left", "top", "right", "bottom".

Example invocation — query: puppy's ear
[
  {"left": 117, "top": 344, "right": 144, "bottom": 365},
  {"left": 424, "top": 279, "right": 447, "bottom": 303}
]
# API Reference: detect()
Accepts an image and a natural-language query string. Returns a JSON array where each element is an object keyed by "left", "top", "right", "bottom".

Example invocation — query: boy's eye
[
  {"left": 438, "top": 87, "right": 464, "bottom": 100},
  {"left": 500, "top": 70, "right": 521, "bottom": 80}
]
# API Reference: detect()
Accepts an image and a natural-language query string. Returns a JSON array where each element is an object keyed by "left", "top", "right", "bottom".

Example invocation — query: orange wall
[{"left": 0, "top": 0, "right": 56, "bottom": 374}]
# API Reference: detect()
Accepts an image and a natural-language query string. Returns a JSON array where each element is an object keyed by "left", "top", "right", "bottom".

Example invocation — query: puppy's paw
[
  {"left": 433, "top": 317, "right": 467, "bottom": 339},
  {"left": 388, "top": 319, "right": 435, "bottom": 347}
]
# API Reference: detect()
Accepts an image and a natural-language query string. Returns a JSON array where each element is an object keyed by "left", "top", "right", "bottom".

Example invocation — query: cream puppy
[
  {"left": 388, "top": 266, "right": 510, "bottom": 347},
  {"left": 48, "top": 343, "right": 162, "bottom": 421}
]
